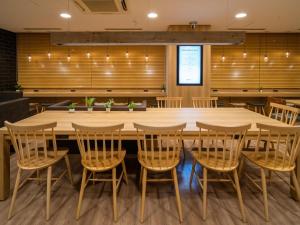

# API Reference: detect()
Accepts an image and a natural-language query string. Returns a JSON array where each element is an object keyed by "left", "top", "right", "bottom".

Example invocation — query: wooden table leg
[
  {"left": 291, "top": 156, "right": 300, "bottom": 200},
  {"left": 0, "top": 134, "right": 10, "bottom": 200}
]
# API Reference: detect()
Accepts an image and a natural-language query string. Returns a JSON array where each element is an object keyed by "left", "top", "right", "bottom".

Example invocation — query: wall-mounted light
[
  {"left": 67, "top": 54, "right": 71, "bottom": 62},
  {"left": 106, "top": 54, "right": 110, "bottom": 61},
  {"left": 145, "top": 54, "right": 149, "bottom": 62},
  {"left": 28, "top": 55, "right": 32, "bottom": 62},
  {"left": 125, "top": 50, "right": 129, "bottom": 58},
  {"left": 243, "top": 52, "right": 247, "bottom": 58},
  {"left": 86, "top": 52, "right": 91, "bottom": 58},
  {"left": 263, "top": 54, "right": 269, "bottom": 62},
  {"left": 285, "top": 51, "right": 290, "bottom": 58},
  {"left": 221, "top": 55, "right": 226, "bottom": 62},
  {"left": 47, "top": 52, "right": 51, "bottom": 59}
]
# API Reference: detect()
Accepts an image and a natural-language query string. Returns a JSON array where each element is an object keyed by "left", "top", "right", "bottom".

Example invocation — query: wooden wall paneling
[
  {"left": 211, "top": 33, "right": 300, "bottom": 90},
  {"left": 166, "top": 45, "right": 211, "bottom": 107},
  {"left": 17, "top": 33, "right": 166, "bottom": 90},
  {"left": 91, "top": 46, "right": 165, "bottom": 89}
]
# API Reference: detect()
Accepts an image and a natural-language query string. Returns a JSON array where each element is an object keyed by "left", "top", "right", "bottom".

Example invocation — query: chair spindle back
[
  {"left": 156, "top": 97, "right": 183, "bottom": 108},
  {"left": 254, "top": 123, "right": 300, "bottom": 170},
  {"left": 192, "top": 97, "right": 218, "bottom": 108},
  {"left": 196, "top": 122, "right": 251, "bottom": 170},
  {"left": 72, "top": 123, "right": 124, "bottom": 165},
  {"left": 134, "top": 123, "right": 186, "bottom": 166},
  {"left": 269, "top": 102, "right": 299, "bottom": 125},
  {"left": 5, "top": 121, "right": 58, "bottom": 166}
]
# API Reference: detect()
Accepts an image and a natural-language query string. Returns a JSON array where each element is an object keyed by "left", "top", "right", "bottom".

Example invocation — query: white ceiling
[{"left": 0, "top": 0, "right": 300, "bottom": 33}]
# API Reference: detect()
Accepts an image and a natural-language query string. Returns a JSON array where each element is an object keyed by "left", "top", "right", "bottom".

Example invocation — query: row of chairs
[
  {"left": 157, "top": 97, "right": 300, "bottom": 124},
  {"left": 5, "top": 120, "right": 300, "bottom": 222},
  {"left": 156, "top": 96, "right": 218, "bottom": 108}
]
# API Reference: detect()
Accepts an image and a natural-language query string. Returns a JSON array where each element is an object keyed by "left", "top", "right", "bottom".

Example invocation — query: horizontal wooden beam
[{"left": 51, "top": 31, "right": 245, "bottom": 45}]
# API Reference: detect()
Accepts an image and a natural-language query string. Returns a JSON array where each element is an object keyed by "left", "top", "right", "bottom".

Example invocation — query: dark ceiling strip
[{"left": 51, "top": 31, "right": 245, "bottom": 45}]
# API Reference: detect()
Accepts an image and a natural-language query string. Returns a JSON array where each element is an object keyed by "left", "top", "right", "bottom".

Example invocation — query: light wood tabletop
[
  {"left": 0, "top": 108, "right": 296, "bottom": 201},
  {"left": 286, "top": 99, "right": 300, "bottom": 106}
]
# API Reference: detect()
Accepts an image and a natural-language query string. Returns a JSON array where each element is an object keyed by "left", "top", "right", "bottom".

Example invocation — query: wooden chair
[
  {"left": 241, "top": 123, "right": 300, "bottom": 221},
  {"left": 190, "top": 122, "right": 251, "bottom": 222},
  {"left": 134, "top": 122, "right": 186, "bottom": 223},
  {"left": 269, "top": 102, "right": 300, "bottom": 125},
  {"left": 192, "top": 97, "right": 218, "bottom": 108},
  {"left": 5, "top": 121, "right": 73, "bottom": 220},
  {"left": 72, "top": 123, "right": 128, "bottom": 222},
  {"left": 156, "top": 97, "right": 183, "bottom": 108}
]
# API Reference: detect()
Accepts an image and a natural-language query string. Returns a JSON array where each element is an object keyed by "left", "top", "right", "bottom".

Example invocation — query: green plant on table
[
  {"left": 14, "top": 83, "right": 22, "bottom": 91},
  {"left": 86, "top": 97, "right": 96, "bottom": 108},
  {"left": 105, "top": 98, "right": 114, "bottom": 108},
  {"left": 67, "top": 103, "right": 77, "bottom": 110},
  {"left": 128, "top": 101, "right": 136, "bottom": 110}
]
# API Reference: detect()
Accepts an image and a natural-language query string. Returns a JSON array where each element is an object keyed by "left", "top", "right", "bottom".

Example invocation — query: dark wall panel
[{"left": 0, "top": 29, "right": 16, "bottom": 91}]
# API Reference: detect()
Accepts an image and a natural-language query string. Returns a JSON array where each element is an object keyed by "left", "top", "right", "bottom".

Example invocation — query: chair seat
[
  {"left": 82, "top": 150, "right": 126, "bottom": 172},
  {"left": 242, "top": 151, "right": 295, "bottom": 172},
  {"left": 18, "top": 149, "right": 69, "bottom": 170},
  {"left": 138, "top": 151, "right": 180, "bottom": 171},
  {"left": 191, "top": 150, "right": 238, "bottom": 172}
]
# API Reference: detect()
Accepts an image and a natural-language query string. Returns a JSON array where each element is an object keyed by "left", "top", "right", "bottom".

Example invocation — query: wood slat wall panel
[
  {"left": 17, "top": 33, "right": 166, "bottom": 89},
  {"left": 211, "top": 33, "right": 300, "bottom": 89}
]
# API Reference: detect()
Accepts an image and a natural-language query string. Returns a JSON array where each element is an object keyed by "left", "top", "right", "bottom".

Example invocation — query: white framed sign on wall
[{"left": 177, "top": 45, "right": 203, "bottom": 86}]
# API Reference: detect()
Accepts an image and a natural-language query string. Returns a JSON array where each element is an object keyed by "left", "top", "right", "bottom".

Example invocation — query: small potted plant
[
  {"left": 104, "top": 98, "right": 114, "bottom": 112},
  {"left": 15, "top": 83, "right": 23, "bottom": 92},
  {"left": 86, "top": 97, "right": 95, "bottom": 112},
  {"left": 67, "top": 103, "right": 77, "bottom": 113},
  {"left": 128, "top": 101, "right": 136, "bottom": 112}
]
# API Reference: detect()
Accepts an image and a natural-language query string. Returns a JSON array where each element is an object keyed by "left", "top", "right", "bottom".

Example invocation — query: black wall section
[{"left": 0, "top": 28, "right": 16, "bottom": 91}]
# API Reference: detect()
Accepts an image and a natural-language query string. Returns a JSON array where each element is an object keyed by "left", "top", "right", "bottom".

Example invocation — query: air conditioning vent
[{"left": 73, "top": 0, "right": 127, "bottom": 13}]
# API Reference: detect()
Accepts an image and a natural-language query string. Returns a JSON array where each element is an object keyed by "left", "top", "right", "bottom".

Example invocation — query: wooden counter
[
  {"left": 211, "top": 89, "right": 300, "bottom": 97},
  {"left": 22, "top": 89, "right": 167, "bottom": 98}
]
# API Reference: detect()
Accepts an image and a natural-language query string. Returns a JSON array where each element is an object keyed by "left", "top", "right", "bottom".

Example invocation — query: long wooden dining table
[{"left": 0, "top": 108, "right": 298, "bottom": 201}]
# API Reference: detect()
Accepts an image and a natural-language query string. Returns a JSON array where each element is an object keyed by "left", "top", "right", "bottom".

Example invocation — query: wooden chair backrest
[
  {"left": 134, "top": 123, "right": 186, "bottom": 166},
  {"left": 156, "top": 97, "right": 183, "bottom": 108},
  {"left": 72, "top": 123, "right": 124, "bottom": 164},
  {"left": 5, "top": 121, "right": 57, "bottom": 166},
  {"left": 254, "top": 123, "right": 300, "bottom": 170},
  {"left": 269, "top": 102, "right": 300, "bottom": 125},
  {"left": 192, "top": 97, "right": 218, "bottom": 108},
  {"left": 196, "top": 122, "right": 251, "bottom": 170}
]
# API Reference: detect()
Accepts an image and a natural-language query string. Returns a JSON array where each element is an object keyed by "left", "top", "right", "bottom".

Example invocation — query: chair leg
[
  {"left": 76, "top": 168, "right": 87, "bottom": 220},
  {"left": 260, "top": 168, "right": 269, "bottom": 221},
  {"left": 233, "top": 169, "right": 246, "bottom": 222},
  {"left": 140, "top": 168, "right": 147, "bottom": 223},
  {"left": 92, "top": 172, "right": 96, "bottom": 185},
  {"left": 112, "top": 167, "right": 118, "bottom": 222},
  {"left": 202, "top": 167, "right": 208, "bottom": 220},
  {"left": 172, "top": 168, "right": 183, "bottom": 222},
  {"left": 291, "top": 170, "right": 300, "bottom": 201},
  {"left": 121, "top": 160, "right": 128, "bottom": 184},
  {"left": 8, "top": 168, "right": 22, "bottom": 220},
  {"left": 238, "top": 157, "right": 245, "bottom": 178},
  {"left": 46, "top": 166, "right": 52, "bottom": 220},
  {"left": 36, "top": 169, "right": 41, "bottom": 185},
  {"left": 64, "top": 155, "right": 73, "bottom": 185},
  {"left": 189, "top": 159, "right": 196, "bottom": 187},
  {"left": 139, "top": 166, "right": 143, "bottom": 188}
]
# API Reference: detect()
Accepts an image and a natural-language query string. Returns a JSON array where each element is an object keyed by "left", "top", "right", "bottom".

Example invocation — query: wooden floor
[{"left": 0, "top": 142, "right": 300, "bottom": 225}]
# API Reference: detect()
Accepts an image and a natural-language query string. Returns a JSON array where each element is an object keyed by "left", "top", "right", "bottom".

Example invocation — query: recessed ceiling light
[
  {"left": 235, "top": 12, "right": 247, "bottom": 19},
  {"left": 147, "top": 12, "right": 158, "bottom": 19},
  {"left": 60, "top": 12, "right": 71, "bottom": 19}
]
